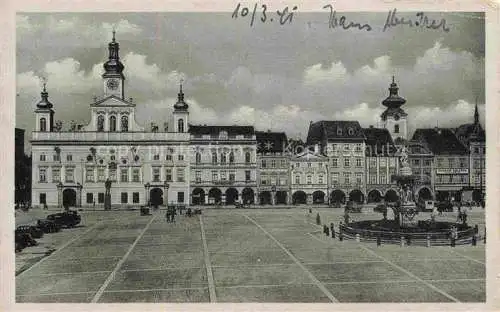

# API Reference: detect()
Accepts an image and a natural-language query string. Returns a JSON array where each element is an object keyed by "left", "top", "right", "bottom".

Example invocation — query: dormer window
[
  {"left": 337, "top": 128, "right": 343, "bottom": 136},
  {"left": 348, "top": 128, "right": 354, "bottom": 135},
  {"left": 220, "top": 131, "right": 228, "bottom": 139}
]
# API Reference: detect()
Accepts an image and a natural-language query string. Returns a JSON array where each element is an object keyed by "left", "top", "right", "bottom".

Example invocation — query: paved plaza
[{"left": 16, "top": 208, "right": 485, "bottom": 303}]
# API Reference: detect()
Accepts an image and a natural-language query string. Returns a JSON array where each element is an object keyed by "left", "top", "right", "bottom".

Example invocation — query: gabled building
[
  {"left": 290, "top": 148, "right": 329, "bottom": 205},
  {"left": 411, "top": 127, "right": 469, "bottom": 202},
  {"left": 256, "top": 131, "right": 290, "bottom": 205},
  {"left": 363, "top": 126, "right": 400, "bottom": 203},
  {"left": 455, "top": 104, "right": 485, "bottom": 203},
  {"left": 407, "top": 139, "right": 434, "bottom": 201},
  {"left": 307, "top": 120, "right": 366, "bottom": 204},
  {"left": 189, "top": 125, "right": 257, "bottom": 205}
]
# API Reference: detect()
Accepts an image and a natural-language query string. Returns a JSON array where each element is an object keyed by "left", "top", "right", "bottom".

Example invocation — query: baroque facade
[{"left": 29, "top": 34, "right": 485, "bottom": 208}]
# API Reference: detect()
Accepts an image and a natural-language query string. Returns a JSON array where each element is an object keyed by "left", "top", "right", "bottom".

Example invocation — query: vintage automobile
[
  {"left": 16, "top": 225, "right": 44, "bottom": 239},
  {"left": 47, "top": 210, "right": 81, "bottom": 228},
  {"left": 435, "top": 201, "right": 453, "bottom": 212},
  {"left": 36, "top": 219, "right": 61, "bottom": 233},
  {"left": 15, "top": 232, "right": 38, "bottom": 252}
]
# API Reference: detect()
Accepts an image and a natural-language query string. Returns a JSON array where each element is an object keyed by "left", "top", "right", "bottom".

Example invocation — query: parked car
[
  {"left": 436, "top": 201, "right": 453, "bottom": 212},
  {"left": 36, "top": 219, "right": 61, "bottom": 233},
  {"left": 417, "top": 199, "right": 434, "bottom": 212},
  {"left": 47, "top": 210, "right": 81, "bottom": 228},
  {"left": 15, "top": 232, "right": 38, "bottom": 252},
  {"left": 16, "top": 225, "right": 44, "bottom": 239}
]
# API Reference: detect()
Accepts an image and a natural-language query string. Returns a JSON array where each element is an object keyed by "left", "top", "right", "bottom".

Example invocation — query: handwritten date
[{"left": 232, "top": 3, "right": 298, "bottom": 26}]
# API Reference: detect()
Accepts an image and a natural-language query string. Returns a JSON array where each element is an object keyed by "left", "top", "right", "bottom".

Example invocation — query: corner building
[{"left": 31, "top": 33, "right": 190, "bottom": 208}]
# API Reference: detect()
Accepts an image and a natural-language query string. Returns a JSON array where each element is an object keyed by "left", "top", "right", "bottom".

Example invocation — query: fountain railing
[{"left": 340, "top": 223, "right": 475, "bottom": 240}]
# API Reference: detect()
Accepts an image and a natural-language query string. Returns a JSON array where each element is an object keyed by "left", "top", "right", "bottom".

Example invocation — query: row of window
[
  {"left": 195, "top": 152, "right": 252, "bottom": 164},
  {"left": 260, "top": 177, "right": 288, "bottom": 186},
  {"left": 294, "top": 174, "right": 326, "bottom": 185},
  {"left": 367, "top": 158, "right": 398, "bottom": 168},
  {"left": 330, "top": 172, "right": 364, "bottom": 186},
  {"left": 435, "top": 174, "right": 469, "bottom": 184},
  {"left": 332, "top": 158, "right": 364, "bottom": 168},
  {"left": 39, "top": 167, "right": 74, "bottom": 183},
  {"left": 97, "top": 115, "right": 129, "bottom": 132},
  {"left": 261, "top": 159, "right": 287, "bottom": 168},
  {"left": 40, "top": 154, "right": 73, "bottom": 162},
  {"left": 194, "top": 170, "right": 252, "bottom": 183},
  {"left": 435, "top": 158, "right": 469, "bottom": 168},
  {"left": 39, "top": 166, "right": 186, "bottom": 183},
  {"left": 328, "top": 144, "right": 364, "bottom": 152}
]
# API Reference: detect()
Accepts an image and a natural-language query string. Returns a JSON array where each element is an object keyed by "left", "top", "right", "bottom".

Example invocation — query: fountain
[{"left": 340, "top": 144, "right": 477, "bottom": 245}]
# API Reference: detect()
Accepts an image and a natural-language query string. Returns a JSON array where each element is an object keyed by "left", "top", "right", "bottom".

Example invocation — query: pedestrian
[
  {"left": 474, "top": 224, "right": 479, "bottom": 235},
  {"left": 166, "top": 210, "right": 170, "bottom": 223},
  {"left": 463, "top": 211, "right": 468, "bottom": 225},
  {"left": 330, "top": 223, "right": 335, "bottom": 239},
  {"left": 172, "top": 207, "right": 177, "bottom": 223},
  {"left": 325, "top": 225, "right": 330, "bottom": 237}
]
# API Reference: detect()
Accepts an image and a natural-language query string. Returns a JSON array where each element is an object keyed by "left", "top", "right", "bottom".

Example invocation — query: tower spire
[
  {"left": 474, "top": 97, "right": 479, "bottom": 125},
  {"left": 103, "top": 29, "right": 124, "bottom": 75},
  {"left": 36, "top": 77, "right": 53, "bottom": 108},
  {"left": 174, "top": 78, "right": 188, "bottom": 111}
]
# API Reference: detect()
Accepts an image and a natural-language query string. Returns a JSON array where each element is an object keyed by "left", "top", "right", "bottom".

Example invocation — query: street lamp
[
  {"left": 145, "top": 182, "right": 150, "bottom": 207},
  {"left": 163, "top": 180, "right": 170, "bottom": 207},
  {"left": 271, "top": 184, "right": 277, "bottom": 205}
]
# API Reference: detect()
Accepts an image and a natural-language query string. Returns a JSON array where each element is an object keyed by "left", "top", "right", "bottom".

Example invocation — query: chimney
[{"left": 369, "top": 125, "right": 374, "bottom": 128}]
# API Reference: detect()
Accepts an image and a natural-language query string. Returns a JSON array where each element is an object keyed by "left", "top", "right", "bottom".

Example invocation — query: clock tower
[
  {"left": 102, "top": 30, "right": 125, "bottom": 99},
  {"left": 381, "top": 76, "right": 408, "bottom": 142}
]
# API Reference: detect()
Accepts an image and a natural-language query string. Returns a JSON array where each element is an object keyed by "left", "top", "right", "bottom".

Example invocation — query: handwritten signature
[
  {"left": 383, "top": 9, "right": 450, "bottom": 32},
  {"left": 231, "top": 3, "right": 451, "bottom": 33}
]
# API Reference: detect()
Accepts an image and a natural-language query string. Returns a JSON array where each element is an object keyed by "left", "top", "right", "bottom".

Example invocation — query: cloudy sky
[{"left": 16, "top": 12, "right": 484, "bottom": 150}]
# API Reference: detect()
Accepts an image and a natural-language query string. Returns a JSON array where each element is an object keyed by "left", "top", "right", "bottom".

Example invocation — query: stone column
[
  {"left": 254, "top": 193, "right": 258, "bottom": 205},
  {"left": 76, "top": 187, "right": 82, "bottom": 207}
]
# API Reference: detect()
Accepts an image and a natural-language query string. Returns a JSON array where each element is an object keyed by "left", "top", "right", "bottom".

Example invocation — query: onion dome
[{"left": 382, "top": 76, "right": 406, "bottom": 108}]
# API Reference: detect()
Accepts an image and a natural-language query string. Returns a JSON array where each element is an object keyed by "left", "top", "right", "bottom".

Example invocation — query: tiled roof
[
  {"left": 189, "top": 125, "right": 255, "bottom": 136},
  {"left": 411, "top": 128, "right": 468, "bottom": 155},
  {"left": 256, "top": 131, "right": 288, "bottom": 153},
  {"left": 307, "top": 120, "right": 365, "bottom": 144},
  {"left": 362, "top": 127, "right": 396, "bottom": 156}
]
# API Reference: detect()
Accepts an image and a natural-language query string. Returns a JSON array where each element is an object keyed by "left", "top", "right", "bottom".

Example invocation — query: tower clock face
[{"left": 107, "top": 79, "right": 119, "bottom": 90}]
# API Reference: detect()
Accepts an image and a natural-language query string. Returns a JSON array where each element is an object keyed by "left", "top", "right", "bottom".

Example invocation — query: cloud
[
  {"left": 303, "top": 61, "right": 348, "bottom": 86},
  {"left": 17, "top": 16, "right": 142, "bottom": 41}
]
